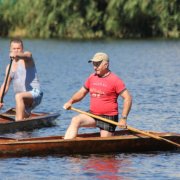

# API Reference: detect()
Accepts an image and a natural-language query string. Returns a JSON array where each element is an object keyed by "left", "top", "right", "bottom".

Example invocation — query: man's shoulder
[
  {"left": 109, "top": 72, "right": 120, "bottom": 79},
  {"left": 109, "top": 72, "right": 124, "bottom": 83},
  {"left": 24, "top": 50, "right": 32, "bottom": 55},
  {"left": 23, "top": 51, "right": 33, "bottom": 60},
  {"left": 88, "top": 73, "right": 96, "bottom": 78}
]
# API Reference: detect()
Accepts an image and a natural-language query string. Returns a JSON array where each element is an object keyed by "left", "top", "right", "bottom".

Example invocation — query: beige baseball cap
[{"left": 88, "top": 52, "right": 109, "bottom": 63}]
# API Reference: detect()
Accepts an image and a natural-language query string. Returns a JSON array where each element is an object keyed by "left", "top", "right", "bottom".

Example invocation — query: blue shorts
[{"left": 26, "top": 88, "right": 43, "bottom": 114}]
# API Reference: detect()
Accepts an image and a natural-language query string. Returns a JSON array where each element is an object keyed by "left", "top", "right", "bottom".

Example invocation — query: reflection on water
[
  {"left": 82, "top": 155, "right": 132, "bottom": 180},
  {"left": 56, "top": 154, "right": 133, "bottom": 180}
]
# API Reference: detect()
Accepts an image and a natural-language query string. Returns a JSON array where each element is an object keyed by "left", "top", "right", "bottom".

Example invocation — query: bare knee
[
  {"left": 15, "top": 93, "right": 23, "bottom": 102},
  {"left": 70, "top": 116, "right": 82, "bottom": 128}
]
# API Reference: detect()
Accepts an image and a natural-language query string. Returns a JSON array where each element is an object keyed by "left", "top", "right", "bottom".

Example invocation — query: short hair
[{"left": 10, "top": 38, "right": 23, "bottom": 48}]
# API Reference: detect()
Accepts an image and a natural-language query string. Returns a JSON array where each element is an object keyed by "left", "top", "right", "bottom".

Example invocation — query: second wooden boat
[{"left": 0, "top": 108, "right": 60, "bottom": 134}]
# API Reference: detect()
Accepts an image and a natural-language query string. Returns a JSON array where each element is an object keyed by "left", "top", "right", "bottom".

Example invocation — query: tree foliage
[{"left": 0, "top": 0, "right": 179, "bottom": 39}]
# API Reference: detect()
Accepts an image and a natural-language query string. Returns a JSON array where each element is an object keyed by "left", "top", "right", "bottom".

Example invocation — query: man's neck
[{"left": 98, "top": 70, "right": 110, "bottom": 77}]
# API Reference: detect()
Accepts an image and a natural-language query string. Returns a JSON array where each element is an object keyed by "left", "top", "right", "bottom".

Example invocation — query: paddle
[
  {"left": 0, "top": 58, "right": 13, "bottom": 104},
  {"left": 70, "top": 107, "right": 180, "bottom": 148}
]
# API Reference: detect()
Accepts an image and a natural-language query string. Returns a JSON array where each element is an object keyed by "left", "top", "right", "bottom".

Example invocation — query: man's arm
[
  {"left": 63, "top": 86, "right": 88, "bottom": 109},
  {"left": 10, "top": 51, "right": 32, "bottom": 61},
  {"left": 118, "top": 89, "right": 132, "bottom": 128}
]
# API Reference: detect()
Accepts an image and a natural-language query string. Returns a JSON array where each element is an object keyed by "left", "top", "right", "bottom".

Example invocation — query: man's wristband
[{"left": 121, "top": 116, "right": 127, "bottom": 120}]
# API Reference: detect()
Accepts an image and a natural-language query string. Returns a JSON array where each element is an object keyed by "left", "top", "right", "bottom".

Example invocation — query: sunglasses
[{"left": 92, "top": 61, "right": 103, "bottom": 67}]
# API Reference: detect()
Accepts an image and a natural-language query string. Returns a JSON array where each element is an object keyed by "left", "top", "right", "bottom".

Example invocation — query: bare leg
[
  {"left": 100, "top": 129, "right": 114, "bottom": 137},
  {"left": 64, "top": 114, "right": 96, "bottom": 139},
  {"left": 15, "top": 92, "right": 33, "bottom": 121}
]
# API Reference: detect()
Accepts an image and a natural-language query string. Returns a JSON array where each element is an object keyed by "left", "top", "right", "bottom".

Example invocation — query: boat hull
[
  {"left": 0, "top": 108, "right": 60, "bottom": 133},
  {"left": 0, "top": 130, "right": 179, "bottom": 157}
]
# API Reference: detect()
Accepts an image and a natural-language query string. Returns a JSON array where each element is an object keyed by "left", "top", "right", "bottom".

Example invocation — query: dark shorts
[{"left": 93, "top": 113, "right": 119, "bottom": 132}]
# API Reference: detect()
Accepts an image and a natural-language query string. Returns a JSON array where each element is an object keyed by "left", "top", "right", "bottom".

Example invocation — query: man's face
[
  {"left": 10, "top": 42, "right": 23, "bottom": 53},
  {"left": 93, "top": 60, "right": 108, "bottom": 76}
]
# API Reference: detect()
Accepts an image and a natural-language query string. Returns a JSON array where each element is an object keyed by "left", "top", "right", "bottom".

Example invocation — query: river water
[{"left": 0, "top": 38, "right": 179, "bottom": 179}]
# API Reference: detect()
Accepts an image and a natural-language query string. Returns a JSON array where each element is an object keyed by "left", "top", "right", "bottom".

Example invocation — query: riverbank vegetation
[{"left": 0, "top": 0, "right": 179, "bottom": 39}]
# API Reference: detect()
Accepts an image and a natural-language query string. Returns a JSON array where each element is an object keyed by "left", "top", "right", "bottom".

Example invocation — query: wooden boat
[
  {"left": 0, "top": 108, "right": 60, "bottom": 134},
  {"left": 0, "top": 130, "right": 179, "bottom": 157}
]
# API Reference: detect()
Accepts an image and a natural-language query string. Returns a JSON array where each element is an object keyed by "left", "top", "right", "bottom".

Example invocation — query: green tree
[{"left": 0, "top": 0, "right": 179, "bottom": 39}]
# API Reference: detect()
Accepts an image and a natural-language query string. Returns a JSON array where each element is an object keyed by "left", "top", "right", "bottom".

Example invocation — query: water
[{"left": 0, "top": 38, "right": 179, "bottom": 179}]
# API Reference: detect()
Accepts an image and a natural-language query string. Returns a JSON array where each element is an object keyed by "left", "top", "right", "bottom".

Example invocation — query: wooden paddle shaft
[
  {"left": 0, "top": 58, "right": 13, "bottom": 103},
  {"left": 70, "top": 107, "right": 180, "bottom": 148}
]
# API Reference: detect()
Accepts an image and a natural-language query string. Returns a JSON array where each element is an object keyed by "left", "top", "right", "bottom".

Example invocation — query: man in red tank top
[{"left": 63, "top": 52, "right": 132, "bottom": 139}]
